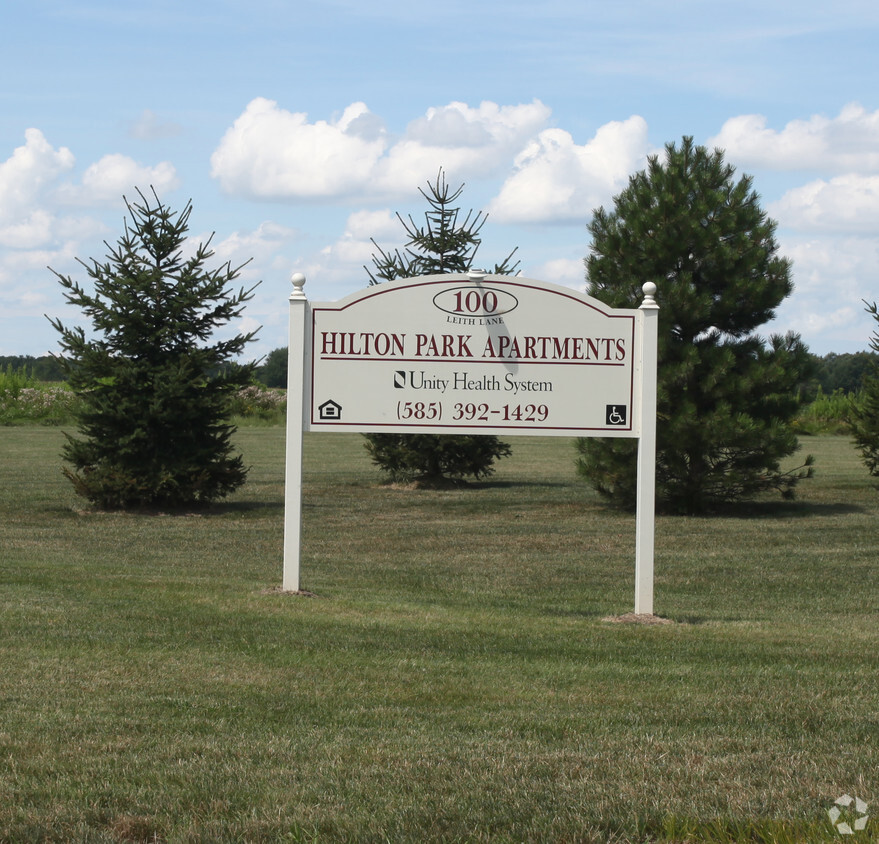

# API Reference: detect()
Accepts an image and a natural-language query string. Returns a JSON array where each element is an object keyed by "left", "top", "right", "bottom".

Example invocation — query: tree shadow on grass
[
  {"left": 461, "top": 479, "right": 572, "bottom": 491},
  {"left": 371, "top": 478, "right": 572, "bottom": 492},
  {"left": 207, "top": 499, "right": 285, "bottom": 516},
  {"left": 58, "top": 499, "right": 286, "bottom": 518},
  {"left": 713, "top": 499, "right": 867, "bottom": 519}
]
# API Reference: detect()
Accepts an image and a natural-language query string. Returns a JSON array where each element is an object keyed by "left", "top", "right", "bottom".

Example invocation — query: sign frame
[
  {"left": 306, "top": 274, "right": 640, "bottom": 437},
  {"left": 283, "top": 271, "right": 659, "bottom": 614}
]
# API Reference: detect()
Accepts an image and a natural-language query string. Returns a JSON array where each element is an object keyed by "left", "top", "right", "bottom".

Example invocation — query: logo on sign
[
  {"left": 606, "top": 405, "right": 627, "bottom": 426},
  {"left": 319, "top": 400, "right": 342, "bottom": 420},
  {"left": 394, "top": 371, "right": 406, "bottom": 388},
  {"left": 432, "top": 286, "right": 519, "bottom": 318},
  {"left": 828, "top": 794, "right": 870, "bottom": 835}
]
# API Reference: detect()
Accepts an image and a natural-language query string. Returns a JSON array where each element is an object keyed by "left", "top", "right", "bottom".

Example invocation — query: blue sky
[{"left": 2, "top": 0, "right": 878, "bottom": 360}]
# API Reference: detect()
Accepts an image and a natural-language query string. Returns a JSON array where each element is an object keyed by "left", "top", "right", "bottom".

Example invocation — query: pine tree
[
  {"left": 364, "top": 169, "right": 517, "bottom": 485},
  {"left": 577, "top": 138, "right": 814, "bottom": 514},
  {"left": 850, "top": 300, "right": 879, "bottom": 476},
  {"left": 49, "top": 189, "right": 259, "bottom": 509}
]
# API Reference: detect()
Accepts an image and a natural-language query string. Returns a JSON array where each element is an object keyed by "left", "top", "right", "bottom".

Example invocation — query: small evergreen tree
[
  {"left": 364, "top": 169, "right": 517, "bottom": 485},
  {"left": 850, "top": 300, "right": 879, "bottom": 476},
  {"left": 49, "top": 189, "right": 259, "bottom": 509},
  {"left": 577, "top": 138, "right": 814, "bottom": 514}
]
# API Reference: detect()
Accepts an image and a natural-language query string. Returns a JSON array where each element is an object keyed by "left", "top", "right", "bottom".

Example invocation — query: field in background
[
  {"left": 0, "top": 364, "right": 864, "bottom": 434},
  {"left": 0, "top": 428, "right": 876, "bottom": 842}
]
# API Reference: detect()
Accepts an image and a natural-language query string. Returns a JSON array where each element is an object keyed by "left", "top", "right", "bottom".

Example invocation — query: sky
[{"left": 2, "top": 0, "right": 878, "bottom": 362}]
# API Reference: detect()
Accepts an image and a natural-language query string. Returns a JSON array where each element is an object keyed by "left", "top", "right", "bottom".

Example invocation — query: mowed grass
[{"left": 0, "top": 428, "right": 877, "bottom": 843}]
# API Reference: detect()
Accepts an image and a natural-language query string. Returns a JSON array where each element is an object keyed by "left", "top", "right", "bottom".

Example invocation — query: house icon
[{"left": 318, "top": 399, "right": 342, "bottom": 421}]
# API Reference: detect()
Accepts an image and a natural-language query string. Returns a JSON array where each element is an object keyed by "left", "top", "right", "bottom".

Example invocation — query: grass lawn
[{"left": 0, "top": 428, "right": 876, "bottom": 843}]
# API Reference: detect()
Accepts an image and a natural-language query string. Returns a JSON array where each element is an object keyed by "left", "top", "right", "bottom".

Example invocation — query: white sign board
[
  {"left": 284, "top": 272, "right": 659, "bottom": 615},
  {"left": 307, "top": 275, "right": 640, "bottom": 436}
]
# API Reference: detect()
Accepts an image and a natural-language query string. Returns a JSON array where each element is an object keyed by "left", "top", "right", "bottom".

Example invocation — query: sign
[
  {"left": 284, "top": 272, "right": 659, "bottom": 616},
  {"left": 306, "top": 274, "right": 640, "bottom": 436}
]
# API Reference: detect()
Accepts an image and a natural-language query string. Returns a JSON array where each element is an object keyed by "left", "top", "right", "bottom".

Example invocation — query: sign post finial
[{"left": 291, "top": 272, "right": 306, "bottom": 300}]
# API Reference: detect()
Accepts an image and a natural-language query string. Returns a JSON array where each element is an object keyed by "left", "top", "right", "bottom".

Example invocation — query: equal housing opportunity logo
[{"left": 828, "top": 794, "right": 870, "bottom": 836}]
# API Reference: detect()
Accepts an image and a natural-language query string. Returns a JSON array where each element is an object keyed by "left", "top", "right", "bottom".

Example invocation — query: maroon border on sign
[{"left": 308, "top": 277, "right": 637, "bottom": 433}]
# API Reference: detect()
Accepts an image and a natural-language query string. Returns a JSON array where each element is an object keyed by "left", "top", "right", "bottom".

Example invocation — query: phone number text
[{"left": 396, "top": 401, "right": 549, "bottom": 423}]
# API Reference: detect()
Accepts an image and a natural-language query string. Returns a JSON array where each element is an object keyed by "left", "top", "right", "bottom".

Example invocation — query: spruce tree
[
  {"left": 364, "top": 170, "right": 517, "bottom": 485},
  {"left": 850, "top": 300, "right": 879, "bottom": 476},
  {"left": 576, "top": 137, "right": 814, "bottom": 514},
  {"left": 49, "top": 189, "right": 259, "bottom": 509}
]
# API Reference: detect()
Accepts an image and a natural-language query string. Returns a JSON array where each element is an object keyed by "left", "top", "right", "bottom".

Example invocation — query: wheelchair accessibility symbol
[{"left": 606, "top": 405, "right": 627, "bottom": 426}]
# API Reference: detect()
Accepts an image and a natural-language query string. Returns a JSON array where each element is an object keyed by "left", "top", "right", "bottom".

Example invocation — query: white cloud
[
  {"left": 320, "top": 236, "right": 376, "bottom": 268},
  {"left": 316, "top": 209, "right": 399, "bottom": 274},
  {"left": 235, "top": 315, "right": 262, "bottom": 337},
  {"left": 211, "top": 221, "right": 301, "bottom": 284},
  {"left": 214, "top": 220, "right": 299, "bottom": 262},
  {"left": 210, "top": 98, "right": 389, "bottom": 199},
  {"left": 58, "top": 154, "right": 179, "bottom": 205},
  {"left": 209, "top": 97, "right": 551, "bottom": 201},
  {"left": 53, "top": 214, "right": 110, "bottom": 243},
  {"left": 2, "top": 242, "right": 74, "bottom": 276},
  {"left": 373, "top": 100, "right": 551, "bottom": 193},
  {"left": 0, "top": 129, "right": 75, "bottom": 224},
  {"left": 0, "top": 238, "right": 82, "bottom": 322},
  {"left": 709, "top": 103, "right": 879, "bottom": 172},
  {"left": 0, "top": 131, "right": 110, "bottom": 250},
  {"left": 343, "top": 209, "right": 399, "bottom": 241},
  {"left": 0, "top": 129, "right": 176, "bottom": 253},
  {"left": 0, "top": 128, "right": 183, "bottom": 335},
  {"left": 487, "top": 116, "right": 652, "bottom": 223},
  {"left": 0, "top": 209, "right": 55, "bottom": 249},
  {"left": 782, "top": 235, "right": 878, "bottom": 298},
  {"left": 771, "top": 233, "right": 879, "bottom": 350},
  {"left": 770, "top": 174, "right": 879, "bottom": 232},
  {"left": 530, "top": 257, "right": 584, "bottom": 288}
]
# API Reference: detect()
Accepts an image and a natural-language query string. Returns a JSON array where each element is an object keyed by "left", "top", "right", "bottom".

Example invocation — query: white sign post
[{"left": 283, "top": 272, "right": 659, "bottom": 614}]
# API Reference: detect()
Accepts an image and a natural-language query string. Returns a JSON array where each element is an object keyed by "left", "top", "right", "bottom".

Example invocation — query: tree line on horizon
[
  {"left": 4, "top": 344, "right": 878, "bottom": 396},
  {"left": 244, "top": 346, "right": 879, "bottom": 395}
]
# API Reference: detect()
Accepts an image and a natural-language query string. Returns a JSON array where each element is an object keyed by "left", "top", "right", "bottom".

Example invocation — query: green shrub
[
  {"left": 0, "top": 363, "right": 37, "bottom": 398},
  {"left": 850, "top": 299, "right": 879, "bottom": 476},
  {"left": 228, "top": 385, "right": 287, "bottom": 422},
  {"left": 0, "top": 381, "right": 284, "bottom": 427},
  {"left": 0, "top": 382, "right": 83, "bottom": 426},
  {"left": 794, "top": 387, "right": 855, "bottom": 435}
]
